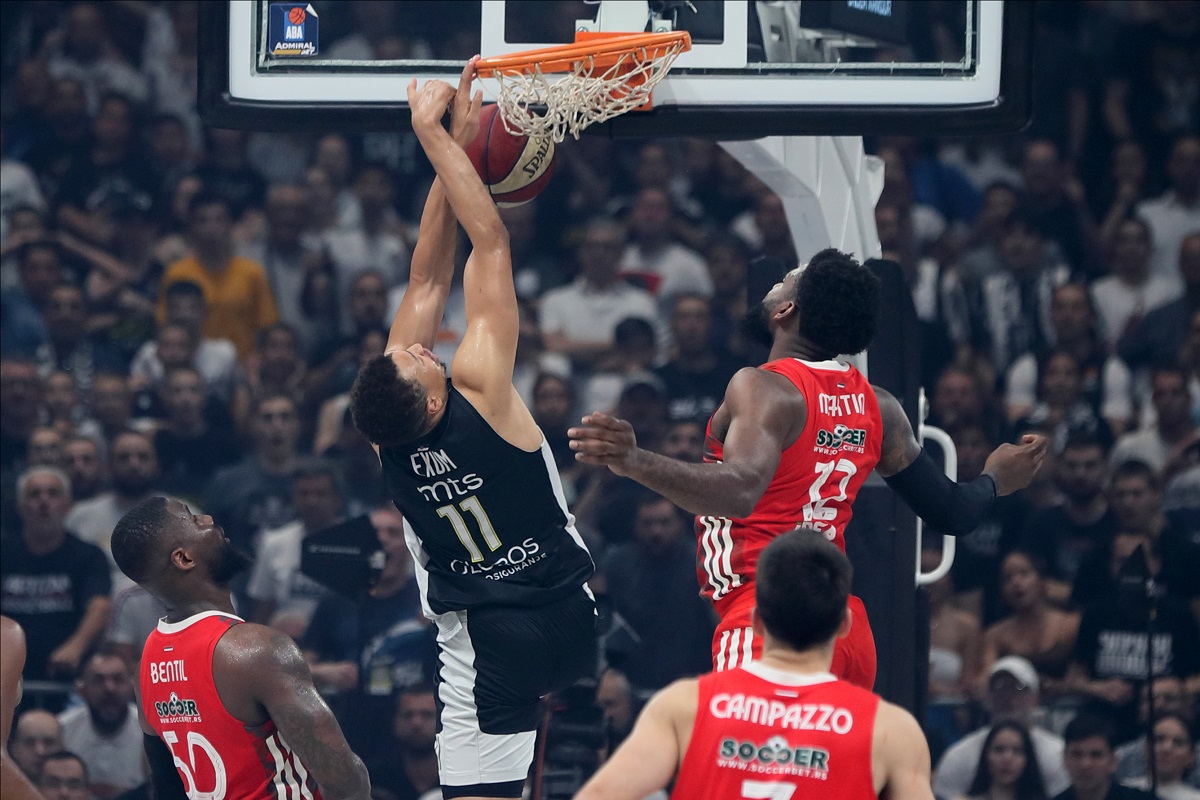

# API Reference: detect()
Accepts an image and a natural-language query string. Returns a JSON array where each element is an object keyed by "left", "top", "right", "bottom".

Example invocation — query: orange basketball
[{"left": 288, "top": 6, "right": 305, "bottom": 25}]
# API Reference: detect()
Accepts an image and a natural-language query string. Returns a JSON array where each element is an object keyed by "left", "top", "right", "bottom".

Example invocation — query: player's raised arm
[
  {"left": 874, "top": 387, "right": 1046, "bottom": 535},
  {"left": 227, "top": 625, "right": 370, "bottom": 800},
  {"left": 569, "top": 367, "right": 801, "bottom": 517},
  {"left": 407, "top": 63, "right": 520, "bottom": 408},
  {"left": 574, "top": 680, "right": 695, "bottom": 800},
  {"left": 387, "top": 59, "right": 483, "bottom": 353}
]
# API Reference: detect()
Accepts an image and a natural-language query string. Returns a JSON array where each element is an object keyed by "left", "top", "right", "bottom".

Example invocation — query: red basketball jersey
[
  {"left": 671, "top": 662, "right": 880, "bottom": 800},
  {"left": 696, "top": 358, "right": 882, "bottom": 610},
  {"left": 141, "top": 611, "right": 323, "bottom": 800}
]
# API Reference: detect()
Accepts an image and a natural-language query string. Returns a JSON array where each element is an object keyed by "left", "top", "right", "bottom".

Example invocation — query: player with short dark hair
[
  {"left": 575, "top": 528, "right": 935, "bottom": 800},
  {"left": 347, "top": 61, "right": 595, "bottom": 800},
  {"left": 570, "top": 249, "right": 1046, "bottom": 687},
  {"left": 111, "top": 496, "right": 370, "bottom": 800}
]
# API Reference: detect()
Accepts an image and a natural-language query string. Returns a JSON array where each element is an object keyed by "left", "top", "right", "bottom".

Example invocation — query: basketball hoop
[{"left": 476, "top": 30, "right": 692, "bottom": 143}]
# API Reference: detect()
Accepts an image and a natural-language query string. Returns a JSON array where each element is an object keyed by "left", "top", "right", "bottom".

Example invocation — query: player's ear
[
  {"left": 170, "top": 546, "right": 195, "bottom": 572},
  {"left": 425, "top": 391, "right": 444, "bottom": 418},
  {"left": 750, "top": 607, "right": 765, "bottom": 639},
  {"left": 836, "top": 605, "right": 853, "bottom": 639},
  {"left": 772, "top": 300, "right": 796, "bottom": 323}
]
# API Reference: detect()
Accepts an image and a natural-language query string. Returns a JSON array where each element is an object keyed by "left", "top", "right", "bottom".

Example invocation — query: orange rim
[{"left": 475, "top": 30, "right": 691, "bottom": 77}]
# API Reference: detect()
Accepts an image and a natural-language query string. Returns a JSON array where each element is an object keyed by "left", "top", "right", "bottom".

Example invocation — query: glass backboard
[{"left": 200, "top": 0, "right": 1032, "bottom": 136}]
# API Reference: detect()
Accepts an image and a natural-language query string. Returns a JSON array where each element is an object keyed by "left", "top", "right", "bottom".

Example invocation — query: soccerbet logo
[
  {"left": 718, "top": 735, "right": 830, "bottom": 779},
  {"left": 269, "top": 3, "right": 319, "bottom": 57},
  {"left": 155, "top": 692, "right": 202, "bottom": 724},
  {"left": 814, "top": 425, "right": 867, "bottom": 453}
]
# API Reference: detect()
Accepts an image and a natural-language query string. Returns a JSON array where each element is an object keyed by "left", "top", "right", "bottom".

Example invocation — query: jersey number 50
[{"left": 163, "top": 730, "right": 226, "bottom": 800}]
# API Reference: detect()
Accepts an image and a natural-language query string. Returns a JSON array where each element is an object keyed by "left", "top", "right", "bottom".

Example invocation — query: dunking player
[
  {"left": 110, "top": 500, "right": 370, "bottom": 799},
  {"left": 570, "top": 250, "right": 1046, "bottom": 687},
  {"left": 348, "top": 62, "right": 596, "bottom": 799},
  {"left": 575, "top": 528, "right": 935, "bottom": 800}
]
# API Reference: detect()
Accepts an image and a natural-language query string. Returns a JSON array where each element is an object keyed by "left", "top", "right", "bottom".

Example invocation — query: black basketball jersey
[{"left": 380, "top": 381, "right": 594, "bottom": 614}]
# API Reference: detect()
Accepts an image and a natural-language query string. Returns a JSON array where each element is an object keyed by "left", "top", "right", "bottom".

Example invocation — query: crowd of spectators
[{"left": 0, "top": 1, "right": 1197, "bottom": 799}]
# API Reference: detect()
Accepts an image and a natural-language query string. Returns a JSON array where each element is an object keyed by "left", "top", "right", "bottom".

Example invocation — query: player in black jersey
[{"left": 348, "top": 60, "right": 596, "bottom": 800}]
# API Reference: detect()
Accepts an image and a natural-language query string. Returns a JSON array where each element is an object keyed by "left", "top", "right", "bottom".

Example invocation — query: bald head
[
  {"left": 10, "top": 709, "right": 63, "bottom": 779},
  {"left": 111, "top": 497, "right": 252, "bottom": 604}
]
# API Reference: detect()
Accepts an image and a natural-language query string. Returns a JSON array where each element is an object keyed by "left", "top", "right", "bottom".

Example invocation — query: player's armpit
[
  {"left": 872, "top": 387, "right": 922, "bottom": 477},
  {"left": 143, "top": 734, "right": 189, "bottom": 800},
  {"left": 574, "top": 680, "right": 696, "bottom": 800},
  {"left": 873, "top": 702, "right": 934, "bottom": 800},
  {"left": 239, "top": 627, "right": 371, "bottom": 800}
]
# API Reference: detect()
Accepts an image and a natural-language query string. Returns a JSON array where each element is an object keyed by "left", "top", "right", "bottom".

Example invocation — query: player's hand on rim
[
  {"left": 568, "top": 412, "right": 640, "bottom": 475},
  {"left": 450, "top": 55, "right": 484, "bottom": 148},
  {"left": 406, "top": 78, "right": 457, "bottom": 135}
]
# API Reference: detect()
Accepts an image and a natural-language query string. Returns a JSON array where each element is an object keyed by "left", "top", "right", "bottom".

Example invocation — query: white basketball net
[{"left": 489, "top": 40, "right": 689, "bottom": 143}]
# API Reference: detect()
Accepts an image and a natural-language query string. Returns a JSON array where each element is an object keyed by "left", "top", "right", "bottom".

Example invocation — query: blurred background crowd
[{"left": 0, "top": 1, "right": 1197, "bottom": 799}]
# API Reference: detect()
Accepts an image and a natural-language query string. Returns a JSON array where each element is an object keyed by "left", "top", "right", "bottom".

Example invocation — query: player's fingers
[
  {"left": 406, "top": 78, "right": 418, "bottom": 103},
  {"left": 471, "top": 89, "right": 483, "bottom": 114},
  {"left": 583, "top": 412, "right": 627, "bottom": 432}
]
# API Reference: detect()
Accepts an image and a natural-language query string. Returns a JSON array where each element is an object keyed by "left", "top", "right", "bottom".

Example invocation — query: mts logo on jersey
[
  {"left": 818, "top": 392, "right": 866, "bottom": 417},
  {"left": 815, "top": 425, "right": 867, "bottom": 453},
  {"left": 155, "top": 692, "right": 201, "bottom": 723},
  {"left": 718, "top": 735, "right": 830, "bottom": 777}
]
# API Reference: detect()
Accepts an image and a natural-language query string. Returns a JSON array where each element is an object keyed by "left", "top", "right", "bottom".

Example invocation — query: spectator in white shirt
[
  {"left": 541, "top": 218, "right": 657, "bottom": 370},
  {"left": 247, "top": 459, "right": 345, "bottom": 636},
  {"left": 620, "top": 187, "right": 712, "bottom": 304},
  {"left": 1136, "top": 134, "right": 1200, "bottom": 289},
  {"left": 57, "top": 647, "right": 147, "bottom": 799},
  {"left": 129, "top": 281, "right": 238, "bottom": 402},
  {"left": 1111, "top": 366, "right": 1198, "bottom": 472},
  {"left": 323, "top": 162, "right": 411, "bottom": 332},
  {"left": 1091, "top": 217, "right": 1183, "bottom": 349}
]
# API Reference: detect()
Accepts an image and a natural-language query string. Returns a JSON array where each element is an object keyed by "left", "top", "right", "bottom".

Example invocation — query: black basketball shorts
[{"left": 432, "top": 588, "right": 598, "bottom": 798}]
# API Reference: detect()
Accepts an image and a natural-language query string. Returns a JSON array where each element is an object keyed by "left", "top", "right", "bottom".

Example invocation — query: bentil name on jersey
[
  {"left": 814, "top": 425, "right": 867, "bottom": 454},
  {"left": 718, "top": 735, "right": 830, "bottom": 779},
  {"left": 710, "top": 694, "right": 854, "bottom": 734},
  {"left": 155, "top": 692, "right": 202, "bottom": 724}
]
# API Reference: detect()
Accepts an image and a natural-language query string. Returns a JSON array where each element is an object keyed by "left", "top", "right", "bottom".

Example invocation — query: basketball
[
  {"left": 465, "top": 105, "right": 556, "bottom": 207},
  {"left": 288, "top": 6, "right": 305, "bottom": 24}
]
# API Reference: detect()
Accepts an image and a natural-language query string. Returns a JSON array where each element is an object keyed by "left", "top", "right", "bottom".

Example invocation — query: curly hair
[
  {"left": 349, "top": 354, "right": 431, "bottom": 448},
  {"left": 111, "top": 496, "right": 171, "bottom": 585},
  {"left": 795, "top": 249, "right": 880, "bottom": 357}
]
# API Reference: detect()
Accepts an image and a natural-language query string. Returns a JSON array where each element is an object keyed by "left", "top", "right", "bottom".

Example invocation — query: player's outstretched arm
[
  {"left": 574, "top": 680, "right": 695, "bottom": 800},
  {"left": 569, "top": 368, "right": 797, "bottom": 517},
  {"left": 0, "top": 618, "right": 42, "bottom": 800},
  {"left": 872, "top": 701, "right": 935, "bottom": 800},
  {"left": 232, "top": 626, "right": 370, "bottom": 800},
  {"left": 387, "top": 59, "right": 483, "bottom": 353},
  {"left": 874, "top": 387, "right": 1046, "bottom": 535},
  {"left": 408, "top": 64, "right": 520, "bottom": 406}
]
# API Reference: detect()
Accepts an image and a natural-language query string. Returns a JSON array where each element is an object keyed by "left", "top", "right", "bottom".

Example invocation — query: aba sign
[{"left": 269, "top": 3, "right": 319, "bottom": 57}]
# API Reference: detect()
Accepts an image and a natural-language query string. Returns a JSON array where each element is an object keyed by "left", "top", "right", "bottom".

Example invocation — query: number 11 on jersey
[{"left": 437, "top": 495, "right": 500, "bottom": 562}]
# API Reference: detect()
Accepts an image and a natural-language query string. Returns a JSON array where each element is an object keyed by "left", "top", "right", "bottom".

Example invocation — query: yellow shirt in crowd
[{"left": 157, "top": 256, "right": 280, "bottom": 359}]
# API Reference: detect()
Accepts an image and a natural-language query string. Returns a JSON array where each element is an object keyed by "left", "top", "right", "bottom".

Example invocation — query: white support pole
[
  {"left": 719, "top": 135, "right": 884, "bottom": 265},
  {"left": 719, "top": 135, "right": 885, "bottom": 375}
]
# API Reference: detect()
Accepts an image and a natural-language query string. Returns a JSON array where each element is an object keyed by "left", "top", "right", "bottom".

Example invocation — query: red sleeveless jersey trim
[
  {"left": 671, "top": 662, "right": 880, "bottom": 800},
  {"left": 696, "top": 358, "right": 881, "bottom": 611},
  {"left": 141, "top": 610, "right": 323, "bottom": 800}
]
